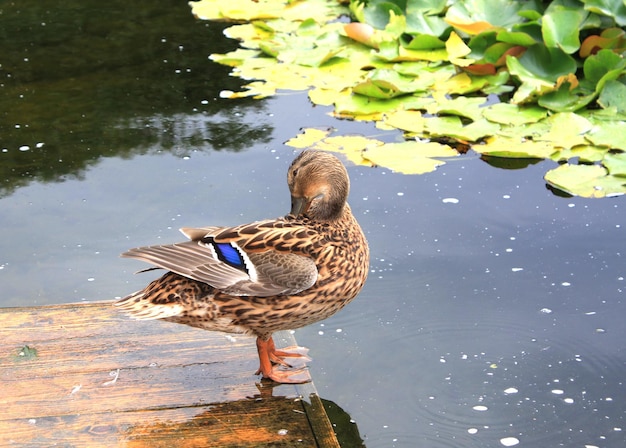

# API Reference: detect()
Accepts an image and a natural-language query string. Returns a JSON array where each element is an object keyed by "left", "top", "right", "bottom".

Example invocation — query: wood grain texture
[{"left": 0, "top": 302, "right": 340, "bottom": 447}]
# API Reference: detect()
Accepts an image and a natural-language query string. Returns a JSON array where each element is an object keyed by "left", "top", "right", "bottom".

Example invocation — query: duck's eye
[{"left": 292, "top": 168, "right": 299, "bottom": 177}]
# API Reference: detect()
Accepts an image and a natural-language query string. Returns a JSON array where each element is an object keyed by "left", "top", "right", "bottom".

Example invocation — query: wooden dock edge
[{"left": 0, "top": 301, "right": 346, "bottom": 447}]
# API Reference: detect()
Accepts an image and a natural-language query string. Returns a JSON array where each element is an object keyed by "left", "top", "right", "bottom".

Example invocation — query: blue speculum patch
[{"left": 214, "top": 242, "right": 246, "bottom": 270}]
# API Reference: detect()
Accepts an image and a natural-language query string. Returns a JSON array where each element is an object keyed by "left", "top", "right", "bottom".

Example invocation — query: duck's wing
[{"left": 121, "top": 221, "right": 318, "bottom": 297}]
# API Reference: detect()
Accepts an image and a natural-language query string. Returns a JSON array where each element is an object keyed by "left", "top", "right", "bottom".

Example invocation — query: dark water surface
[{"left": 2, "top": 2, "right": 625, "bottom": 447}]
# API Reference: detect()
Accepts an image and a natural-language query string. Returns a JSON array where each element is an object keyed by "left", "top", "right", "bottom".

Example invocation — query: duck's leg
[
  {"left": 255, "top": 336, "right": 311, "bottom": 384},
  {"left": 267, "top": 336, "right": 311, "bottom": 364}
]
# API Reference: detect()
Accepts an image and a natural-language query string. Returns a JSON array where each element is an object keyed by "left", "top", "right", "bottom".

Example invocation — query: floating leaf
[
  {"left": 482, "top": 103, "right": 548, "bottom": 125},
  {"left": 200, "top": 0, "right": 626, "bottom": 197},
  {"left": 597, "top": 80, "right": 626, "bottom": 114},
  {"left": 286, "top": 127, "right": 382, "bottom": 165},
  {"left": 580, "top": 27, "right": 626, "bottom": 57},
  {"left": 446, "top": 32, "right": 473, "bottom": 66},
  {"left": 363, "top": 141, "right": 458, "bottom": 174},
  {"left": 552, "top": 145, "right": 608, "bottom": 163},
  {"left": 582, "top": 0, "right": 626, "bottom": 27},
  {"left": 586, "top": 120, "right": 626, "bottom": 150},
  {"left": 542, "top": 7, "right": 585, "bottom": 54},
  {"left": 475, "top": 136, "right": 557, "bottom": 158},
  {"left": 353, "top": 69, "right": 424, "bottom": 99},
  {"left": 603, "top": 152, "right": 626, "bottom": 176},
  {"left": 445, "top": 0, "right": 526, "bottom": 29},
  {"left": 424, "top": 115, "right": 500, "bottom": 142},
  {"left": 536, "top": 112, "right": 592, "bottom": 149},
  {"left": 285, "top": 127, "right": 333, "bottom": 148},
  {"left": 544, "top": 163, "right": 625, "bottom": 198},
  {"left": 383, "top": 110, "right": 427, "bottom": 134}
]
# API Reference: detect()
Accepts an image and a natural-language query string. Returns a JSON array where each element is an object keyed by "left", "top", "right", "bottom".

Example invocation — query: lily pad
[
  {"left": 544, "top": 163, "right": 626, "bottom": 197},
  {"left": 363, "top": 141, "right": 458, "bottom": 174},
  {"left": 474, "top": 136, "right": 557, "bottom": 159},
  {"left": 198, "top": 0, "right": 626, "bottom": 197},
  {"left": 603, "top": 152, "right": 626, "bottom": 176},
  {"left": 585, "top": 120, "right": 626, "bottom": 150},
  {"left": 482, "top": 103, "right": 548, "bottom": 126}
]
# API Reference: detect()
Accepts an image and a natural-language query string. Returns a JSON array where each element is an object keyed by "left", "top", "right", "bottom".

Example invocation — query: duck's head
[{"left": 287, "top": 150, "right": 350, "bottom": 221}]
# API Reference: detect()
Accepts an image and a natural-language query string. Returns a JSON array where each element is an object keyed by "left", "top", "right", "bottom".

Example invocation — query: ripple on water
[{"left": 378, "top": 318, "right": 626, "bottom": 447}]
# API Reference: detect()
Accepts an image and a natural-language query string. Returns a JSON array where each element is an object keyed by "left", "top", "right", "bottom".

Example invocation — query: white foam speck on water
[
  {"left": 442, "top": 197, "right": 459, "bottom": 204},
  {"left": 504, "top": 387, "right": 518, "bottom": 394},
  {"left": 511, "top": 267, "right": 523, "bottom": 272},
  {"left": 500, "top": 437, "right": 520, "bottom": 446},
  {"left": 468, "top": 428, "right": 478, "bottom": 434},
  {"left": 540, "top": 308, "right": 553, "bottom": 314},
  {"left": 472, "top": 405, "right": 488, "bottom": 411},
  {"left": 551, "top": 389, "right": 564, "bottom": 395}
]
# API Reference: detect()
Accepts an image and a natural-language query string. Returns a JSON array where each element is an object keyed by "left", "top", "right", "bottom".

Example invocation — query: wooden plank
[{"left": 0, "top": 301, "right": 340, "bottom": 447}]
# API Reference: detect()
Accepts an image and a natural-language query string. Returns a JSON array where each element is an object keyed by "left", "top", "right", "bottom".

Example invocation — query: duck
[{"left": 115, "top": 150, "right": 369, "bottom": 383}]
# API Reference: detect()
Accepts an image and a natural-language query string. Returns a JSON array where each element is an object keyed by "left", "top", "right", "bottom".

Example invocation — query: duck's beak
[{"left": 290, "top": 196, "right": 309, "bottom": 216}]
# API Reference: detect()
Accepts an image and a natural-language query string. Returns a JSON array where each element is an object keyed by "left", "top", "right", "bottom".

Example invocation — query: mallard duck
[{"left": 115, "top": 150, "right": 369, "bottom": 383}]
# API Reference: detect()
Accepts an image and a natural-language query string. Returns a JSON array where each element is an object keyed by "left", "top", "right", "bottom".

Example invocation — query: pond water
[{"left": 2, "top": 1, "right": 625, "bottom": 447}]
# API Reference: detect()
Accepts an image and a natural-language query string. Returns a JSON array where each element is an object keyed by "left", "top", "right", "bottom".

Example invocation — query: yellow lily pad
[
  {"left": 551, "top": 145, "right": 607, "bottom": 163},
  {"left": 536, "top": 112, "right": 593, "bottom": 150},
  {"left": 191, "top": 0, "right": 345, "bottom": 23},
  {"left": 482, "top": 103, "right": 548, "bottom": 126},
  {"left": 284, "top": 127, "right": 333, "bottom": 148},
  {"left": 363, "top": 141, "right": 458, "bottom": 174},
  {"left": 586, "top": 121, "right": 626, "bottom": 151},
  {"left": 446, "top": 32, "right": 473, "bottom": 66},
  {"left": 475, "top": 136, "right": 557, "bottom": 158},
  {"left": 285, "top": 128, "right": 382, "bottom": 166},
  {"left": 544, "top": 164, "right": 626, "bottom": 198}
]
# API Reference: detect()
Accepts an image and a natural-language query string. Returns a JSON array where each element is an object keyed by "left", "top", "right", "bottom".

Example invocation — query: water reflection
[
  {"left": 122, "top": 383, "right": 365, "bottom": 447},
  {"left": 0, "top": 0, "right": 272, "bottom": 198}
]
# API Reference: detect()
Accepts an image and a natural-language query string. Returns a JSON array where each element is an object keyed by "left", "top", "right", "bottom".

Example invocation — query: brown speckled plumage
[{"left": 115, "top": 150, "right": 369, "bottom": 383}]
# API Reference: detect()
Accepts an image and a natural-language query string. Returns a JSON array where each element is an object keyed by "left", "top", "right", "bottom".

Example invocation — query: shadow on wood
[{"left": 0, "top": 301, "right": 345, "bottom": 447}]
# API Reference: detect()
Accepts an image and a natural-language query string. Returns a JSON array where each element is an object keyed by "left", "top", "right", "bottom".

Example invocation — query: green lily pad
[
  {"left": 353, "top": 69, "right": 425, "bottom": 99},
  {"left": 583, "top": 0, "right": 626, "bottom": 27},
  {"left": 542, "top": 7, "right": 585, "bottom": 54},
  {"left": 445, "top": 0, "right": 526, "bottom": 29},
  {"left": 603, "top": 152, "right": 626, "bottom": 176},
  {"left": 594, "top": 81, "right": 626, "bottom": 115}
]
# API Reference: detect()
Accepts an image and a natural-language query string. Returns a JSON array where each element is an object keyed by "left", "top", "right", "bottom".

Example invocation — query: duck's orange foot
[
  {"left": 269, "top": 345, "right": 311, "bottom": 366},
  {"left": 255, "top": 336, "right": 312, "bottom": 384},
  {"left": 263, "top": 365, "right": 312, "bottom": 384}
]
